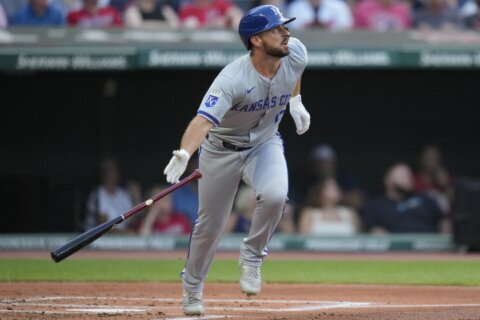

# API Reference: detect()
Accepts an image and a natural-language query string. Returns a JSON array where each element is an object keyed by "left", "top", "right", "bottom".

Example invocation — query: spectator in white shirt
[
  {"left": 299, "top": 178, "right": 360, "bottom": 235},
  {"left": 0, "top": 2, "right": 7, "bottom": 27},
  {"left": 287, "top": 0, "right": 353, "bottom": 31},
  {"left": 84, "top": 158, "right": 134, "bottom": 231}
]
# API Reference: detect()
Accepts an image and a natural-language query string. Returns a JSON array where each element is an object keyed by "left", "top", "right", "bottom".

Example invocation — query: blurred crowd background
[
  {"left": 1, "top": 1, "right": 480, "bottom": 248},
  {"left": 1, "top": 0, "right": 480, "bottom": 31},
  {"left": 80, "top": 143, "right": 455, "bottom": 237}
]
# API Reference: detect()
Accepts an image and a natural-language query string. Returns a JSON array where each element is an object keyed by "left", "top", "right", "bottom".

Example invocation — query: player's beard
[{"left": 264, "top": 40, "right": 290, "bottom": 58}]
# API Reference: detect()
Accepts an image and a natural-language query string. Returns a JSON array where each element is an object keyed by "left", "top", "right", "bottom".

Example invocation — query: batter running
[{"left": 163, "top": 5, "right": 310, "bottom": 316}]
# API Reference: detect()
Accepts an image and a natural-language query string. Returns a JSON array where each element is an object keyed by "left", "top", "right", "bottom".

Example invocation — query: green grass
[{"left": 1, "top": 259, "right": 479, "bottom": 286}]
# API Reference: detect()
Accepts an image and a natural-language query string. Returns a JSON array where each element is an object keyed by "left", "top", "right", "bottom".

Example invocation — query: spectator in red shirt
[
  {"left": 354, "top": 0, "right": 411, "bottom": 31},
  {"left": 68, "top": 0, "right": 122, "bottom": 27},
  {"left": 413, "top": 145, "right": 453, "bottom": 214},
  {"left": 179, "top": 0, "right": 243, "bottom": 29},
  {"left": 139, "top": 186, "right": 192, "bottom": 236}
]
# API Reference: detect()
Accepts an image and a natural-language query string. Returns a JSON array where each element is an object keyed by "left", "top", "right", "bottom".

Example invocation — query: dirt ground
[
  {"left": 1, "top": 282, "right": 479, "bottom": 320},
  {"left": 1, "top": 251, "right": 480, "bottom": 320}
]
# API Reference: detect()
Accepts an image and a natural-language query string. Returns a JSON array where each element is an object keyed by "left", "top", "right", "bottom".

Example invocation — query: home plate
[{"left": 67, "top": 308, "right": 146, "bottom": 313}]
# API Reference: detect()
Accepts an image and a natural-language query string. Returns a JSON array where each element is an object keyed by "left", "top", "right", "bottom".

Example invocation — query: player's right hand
[
  {"left": 163, "top": 149, "right": 190, "bottom": 184},
  {"left": 289, "top": 94, "right": 311, "bottom": 135}
]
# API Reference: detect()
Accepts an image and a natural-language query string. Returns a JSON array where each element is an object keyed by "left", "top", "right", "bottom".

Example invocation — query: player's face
[{"left": 259, "top": 25, "right": 291, "bottom": 58}]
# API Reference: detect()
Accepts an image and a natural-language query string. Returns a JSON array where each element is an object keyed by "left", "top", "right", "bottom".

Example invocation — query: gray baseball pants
[{"left": 182, "top": 134, "right": 288, "bottom": 291}]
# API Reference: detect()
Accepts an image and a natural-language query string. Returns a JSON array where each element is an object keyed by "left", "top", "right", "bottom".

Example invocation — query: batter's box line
[
  {"left": 159, "top": 316, "right": 237, "bottom": 320},
  {"left": 0, "top": 296, "right": 355, "bottom": 305},
  {"left": 0, "top": 302, "right": 159, "bottom": 309},
  {"left": 0, "top": 301, "right": 373, "bottom": 313}
]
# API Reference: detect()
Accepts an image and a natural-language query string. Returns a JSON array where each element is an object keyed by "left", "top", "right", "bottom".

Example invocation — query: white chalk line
[
  {"left": 1, "top": 295, "right": 480, "bottom": 317},
  {"left": 160, "top": 316, "right": 234, "bottom": 320},
  {"left": 5, "top": 302, "right": 480, "bottom": 312},
  {"left": 67, "top": 308, "right": 146, "bottom": 313},
  {"left": 364, "top": 303, "right": 480, "bottom": 309},
  {"left": 0, "top": 301, "right": 366, "bottom": 312},
  {"left": 1, "top": 295, "right": 338, "bottom": 304},
  {"left": 1, "top": 302, "right": 157, "bottom": 309}
]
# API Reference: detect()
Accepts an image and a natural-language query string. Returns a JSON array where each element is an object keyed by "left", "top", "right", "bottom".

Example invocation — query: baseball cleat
[
  {"left": 182, "top": 289, "right": 205, "bottom": 316},
  {"left": 239, "top": 263, "right": 262, "bottom": 296}
]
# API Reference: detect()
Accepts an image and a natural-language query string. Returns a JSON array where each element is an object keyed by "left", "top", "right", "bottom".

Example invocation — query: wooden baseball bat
[{"left": 50, "top": 169, "right": 202, "bottom": 263}]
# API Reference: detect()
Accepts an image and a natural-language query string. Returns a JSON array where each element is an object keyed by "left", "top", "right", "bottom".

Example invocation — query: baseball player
[{"left": 163, "top": 5, "right": 310, "bottom": 316}]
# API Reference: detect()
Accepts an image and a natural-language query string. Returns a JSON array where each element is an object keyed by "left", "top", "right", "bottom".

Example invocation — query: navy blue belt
[{"left": 222, "top": 141, "right": 253, "bottom": 152}]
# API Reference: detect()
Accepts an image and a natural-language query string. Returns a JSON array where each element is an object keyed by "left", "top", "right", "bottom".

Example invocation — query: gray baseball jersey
[
  {"left": 197, "top": 37, "right": 308, "bottom": 147},
  {"left": 182, "top": 37, "right": 308, "bottom": 293}
]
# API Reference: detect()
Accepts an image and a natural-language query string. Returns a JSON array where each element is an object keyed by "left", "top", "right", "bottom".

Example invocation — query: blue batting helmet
[{"left": 238, "top": 5, "right": 295, "bottom": 50}]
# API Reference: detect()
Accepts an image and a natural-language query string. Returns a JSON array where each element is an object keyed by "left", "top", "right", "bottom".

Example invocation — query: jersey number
[{"left": 275, "top": 109, "right": 286, "bottom": 123}]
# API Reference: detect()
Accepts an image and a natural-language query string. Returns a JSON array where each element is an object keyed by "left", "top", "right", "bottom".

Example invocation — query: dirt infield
[
  {"left": 1, "top": 251, "right": 480, "bottom": 319},
  {"left": 1, "top": 282, "right": 479, "bottom": 320}
]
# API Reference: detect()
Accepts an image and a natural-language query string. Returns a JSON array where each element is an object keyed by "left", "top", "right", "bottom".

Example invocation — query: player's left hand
[
  {"left": 164, "top": 149, "right": 190, "bottom": 184},
  {"left": 289, "top": 95, "right": 310, "bottom": 135}
]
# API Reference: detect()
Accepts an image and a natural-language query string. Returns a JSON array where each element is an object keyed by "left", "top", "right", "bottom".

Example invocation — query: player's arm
[
  {"left": 180, "top": 115, "right": 214, "bottom": 156},
  {"left": 289, "top": 77, "right": 310, "bottom": 135},
  {"left": 163, "top": 116, "right": 213, "bottom": 184},
  {"left": 292, "top": 77, "right": 301, "bottom": 96},
  {"left": 164, "top": 73, "right": 233, "bottom": 183}
]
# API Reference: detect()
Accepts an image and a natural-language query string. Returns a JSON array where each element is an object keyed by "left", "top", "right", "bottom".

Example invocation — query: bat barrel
[{"left": 51, "top": 216, "right": 124, "bottom": 263}]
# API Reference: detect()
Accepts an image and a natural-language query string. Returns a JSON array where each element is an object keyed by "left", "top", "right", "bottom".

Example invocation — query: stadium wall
[{"left": 1, "top": 69, "right": 479, "bottom": 232}]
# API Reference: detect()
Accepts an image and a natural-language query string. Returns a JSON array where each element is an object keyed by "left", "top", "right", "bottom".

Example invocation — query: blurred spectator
[
  {"left": 50, "top": 0, "right": 111, "bottom": 16},
  {"left": 413, "top": 0, "right": 464, "bottom": 29},
  {"left": 413, "top": 145, "right": 453, "bottom": 214},
  {"left": 0, "top": 2, "right": 7, "bottom": 27},
  {"left": 172, "top": 157, "right": 199, "bottom": 226},
  {"left": 84, "top": 159, "right": 134, "bottom": 231},
  {"left": 306, "top": 144, "right": 366, "bottom": 213},
  {"left": 0, "top": 0, "right": 26, "bottom": 18},
  {"left": 287, "top": 0, "right": 353, "bottom": 31},
  {"left": 179, "top": 0, "right": 243, "bottom": 29},
  {"left": 110, "top": 0, "right": 131, "bottom": 12},
  {"left": 354, "top": 0, "right": 411, "bottom": 31},
  {"left": 139, "top": 185, "right": 192, "bottom": 236},
  {"left": 225, "top": 185, "right": 254, "bottom": 233},
  {"left": 126, "top": 180, "right": 143, "bottom": 204},
  {"left": 67, "top": 0, "right": 122, "bottom": 27},
  {"left": 124, "top": 0, "right": 180, "bottom": 28},
  {"left": 458, "top": 0, "right": 477, "bottom": 17},
  {"left": 310, "top": 144, "right": 337, "bottom": 180},
  {"left": 299, "top": 178, "right": 360, "bottom": 235},
  {"left": 251, "top": 0, "right": 287, "bottom": 12},
  {"left": 10, "top": 0, "right": 65, "bottom": 26},
  {"left": 465, "top": 0, "right": 480, "bottom": 28},
  {"left": 363, "top": 163, "right": 449, "bottom": 234}
]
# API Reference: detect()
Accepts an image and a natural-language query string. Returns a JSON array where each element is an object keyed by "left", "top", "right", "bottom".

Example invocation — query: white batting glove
[
  {"left": 163, "top": 149, "right": 190, "bottom": 184},
  {"left": 289, "top": 94, "right": 311, "bottom": 135}
]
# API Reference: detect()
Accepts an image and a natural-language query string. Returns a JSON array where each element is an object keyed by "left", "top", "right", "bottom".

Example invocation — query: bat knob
[{"left": 194, "top": 169, "right": 203, "bottom": 179}]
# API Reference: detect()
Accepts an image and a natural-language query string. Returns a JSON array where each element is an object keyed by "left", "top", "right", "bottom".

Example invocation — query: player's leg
[
  {"left": 182, "top": 145, "right": 242, "bottom": 314},
  {"left": 239, "top": 135, "right": 288, "bottom": 294}
]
